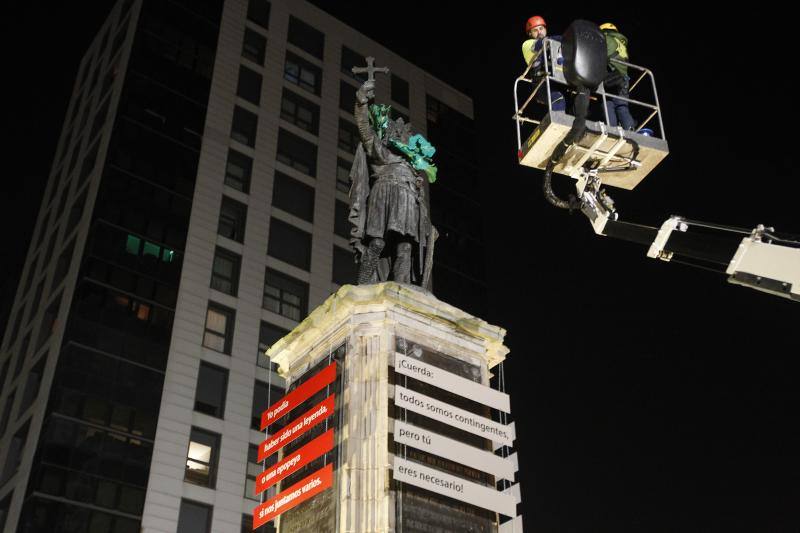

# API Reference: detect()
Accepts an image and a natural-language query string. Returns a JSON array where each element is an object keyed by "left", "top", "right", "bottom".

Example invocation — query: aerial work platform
[
  {"left": 514, "top": 37, "right": 669, "bottom": 189},
  {"left": 519, "top": 110, "right": 668, "bottom": 189}
]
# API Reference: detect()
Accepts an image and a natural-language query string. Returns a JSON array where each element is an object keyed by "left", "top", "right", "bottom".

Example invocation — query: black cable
[{"left": 542, "top": 86, "right": 591, "bottom": 210}]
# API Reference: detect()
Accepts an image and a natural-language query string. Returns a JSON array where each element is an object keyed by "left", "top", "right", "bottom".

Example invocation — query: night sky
[{"left": 3, "top": 2, "right": 799, "bottom": 531}]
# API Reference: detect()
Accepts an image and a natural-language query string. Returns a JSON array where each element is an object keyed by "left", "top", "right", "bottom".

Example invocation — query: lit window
[
  {"left": 203, "top": 304, "right": 234, "bottom": 354},
  {"left": 185, "top": 428, "right": 220, "bottom": 488},
  {"left": 126, "top": 235, "right": 141, "bottom": 255},
  {"left": 143, "top": 241, "right": 160, "bottom": 258},
  {"left": 136, "top": 303, "right": 151, "bottom": 321},
  {"left": 162, "top": 249, "right": 175, "bottom": 263}
]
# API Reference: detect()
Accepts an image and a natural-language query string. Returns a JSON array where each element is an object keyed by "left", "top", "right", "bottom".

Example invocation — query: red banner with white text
[
  {"left": 260, "top": 362, "right": 336, "bottom": 430},
  {"left": 255, "top": 428, "right": 335, "bottom": 495},
  {"left": 257, "top": 394, "right": 335, "bottom": 462},
  {"left": 252, "top": 463, "right": 333, "bottom": 529}
]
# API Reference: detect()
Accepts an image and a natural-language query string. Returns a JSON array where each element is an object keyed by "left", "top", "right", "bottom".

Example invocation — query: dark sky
[{"left": 4, "top": 2, "right": 799, "bottom": 532}]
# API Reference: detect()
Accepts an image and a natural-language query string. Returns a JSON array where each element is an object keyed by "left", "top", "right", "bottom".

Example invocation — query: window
[
  {"left": 280, "top": 89, "right": 320, "bottom": 135},
  {"left": 272, "top": 172, "right": 315, "bottom": 222},
  {"left": 339, "top": 80, "right": 357, "bottom": 113},
  {"left": 224, "top": 149, "right": 252, "bottom": 193},
  {"left": 242, "top": 28, "right": 266, "bottom": 64},
  {"left": 211, "top": 248, "right": 241, "bottom": 296},
  {"left": 341, "top": 46, "right": 366, "bottom": 79},
  {"left": 276, "top": 128, "right": 317, "bottom": 177},
  {"left": 334, "top": 200, "right": 351, "bottom": 239},
  {"left": 267, "top": 219, "right": 312, "bottom": 271},
  {"left": 333, "top": 246, "right": 357, "bottom": 286},
  {"left": 237, "top": 65, "right": 263, "bottom": 105},
  {"left": 203, "top": 303, "right": 235, "bottom": 354},
  {"left": 231, "top": 106, "right": 258, "bottom": 147},
  {"left": 392, "top": 74, "right": 410, "bottom": 108},
  {"left": 288, "top": 16, "right": 324, "bottom": 59},
  {"left": 195, "top": 363, "right": 228, "bottom": 418},
  {"left": 218, "top": 196, "right": 247, "bottom": 243},
  {"left": 263, "top": 268, "right": 308, "bottom": 321},
  {"left": 245, "top": 444, "right": 259, "bottom": 501},
  {"left": 336, "top": 158, "right": 352, "bottom": 193},
  {"left": 338, "top": 119, "right": 360, "bottom": 154},
  {"left": 185, "top": 428, "right": 220, "bottom": 488},
  {"left": 284, "top": 52, "right": 321, "bottom": 95},
  {"left": 178, "top": 499, "right": 213, "bottom": 533},
  {"left": 258, "top": 321, "right": 288, "bottom": 370},
  {"left": 252, "top": 380, "right": 285, "bottom": 430},
  {"left": 246, "top": 444, "right": 278, "bottom": 502},
  {"left": 247, "top": 0, "right": 270, "bottom": 29}
]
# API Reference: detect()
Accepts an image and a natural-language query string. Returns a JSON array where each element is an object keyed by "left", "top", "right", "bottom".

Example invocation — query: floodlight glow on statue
[{"left": 348, "top": 57, "right": 438, "bottom": 289}]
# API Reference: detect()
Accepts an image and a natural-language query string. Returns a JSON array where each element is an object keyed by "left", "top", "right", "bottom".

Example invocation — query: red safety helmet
[{"left": 526, "top": 16, "right": 546, "bottom": 32}]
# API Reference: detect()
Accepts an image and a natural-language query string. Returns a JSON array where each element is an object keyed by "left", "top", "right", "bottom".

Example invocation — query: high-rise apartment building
[{"left": 0, "top": 1, "right": 486, "bottom": 531}]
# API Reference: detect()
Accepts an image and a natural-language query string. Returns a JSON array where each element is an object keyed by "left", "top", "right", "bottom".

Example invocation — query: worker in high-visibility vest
[
  {"left": 600, "top": 22, "right": 636, "bottom": 130},
  {"left": 521, "top": 15, "right": 566, "bottom": 112}
]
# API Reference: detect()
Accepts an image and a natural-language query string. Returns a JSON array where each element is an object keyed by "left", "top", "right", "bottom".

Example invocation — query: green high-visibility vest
[{"left": 604, "top": 30, "right": 629, "bottom": 75}]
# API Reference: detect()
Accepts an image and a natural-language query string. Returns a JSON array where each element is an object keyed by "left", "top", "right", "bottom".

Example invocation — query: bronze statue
[{"left": 348, "top": 58, "right": 438, "bottom": 288}]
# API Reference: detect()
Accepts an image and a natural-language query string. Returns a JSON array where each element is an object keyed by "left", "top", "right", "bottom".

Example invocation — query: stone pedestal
[{"left": 266, "top": 282, "right": 510, "bottom": 533}]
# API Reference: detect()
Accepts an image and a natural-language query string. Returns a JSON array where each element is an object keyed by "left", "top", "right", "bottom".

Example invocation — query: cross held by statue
[{"left": 352, "top": 56, "right": 389, "bottom": 83}]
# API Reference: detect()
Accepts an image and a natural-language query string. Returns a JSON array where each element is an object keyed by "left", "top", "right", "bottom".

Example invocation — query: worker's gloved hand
[{"left": 356, "top": 81, "right": 375, "bottom": 104}]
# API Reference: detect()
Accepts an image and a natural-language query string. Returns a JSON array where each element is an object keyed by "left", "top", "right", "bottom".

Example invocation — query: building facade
[{"left": 0, "top": 1, "right": 486, "bottom": 531}]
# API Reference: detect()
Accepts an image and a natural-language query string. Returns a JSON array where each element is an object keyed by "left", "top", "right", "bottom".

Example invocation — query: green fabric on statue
[{"left": 389, "top": 134, "right": 438, "bottom": 183}]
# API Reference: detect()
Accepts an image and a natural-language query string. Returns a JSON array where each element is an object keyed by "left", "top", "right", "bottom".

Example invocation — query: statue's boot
[
  {"left": 393, "top": 242, "right": 412, "bottom": 284},
  {"left": 358, "top": 238, "right": 384, "bottom": 284}
]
